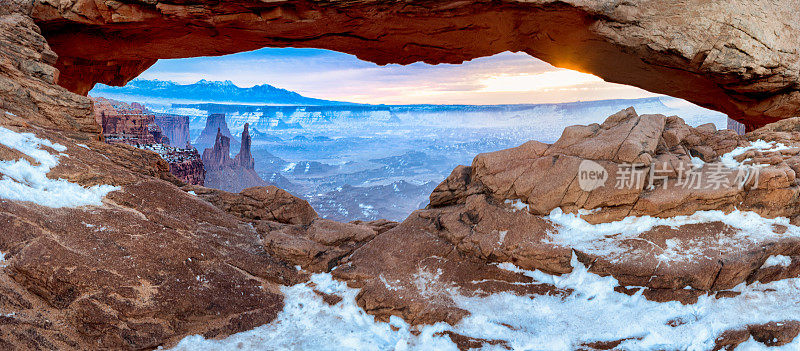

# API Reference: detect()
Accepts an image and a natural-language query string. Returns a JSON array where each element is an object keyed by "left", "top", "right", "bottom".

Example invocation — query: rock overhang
[{"left": 21, "top": 0, "right": 800, "bottom": 130}]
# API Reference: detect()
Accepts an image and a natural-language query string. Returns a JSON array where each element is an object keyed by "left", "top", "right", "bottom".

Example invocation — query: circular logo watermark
[{"left": 578, "top": 160, "right": 608, "bottom": 192}]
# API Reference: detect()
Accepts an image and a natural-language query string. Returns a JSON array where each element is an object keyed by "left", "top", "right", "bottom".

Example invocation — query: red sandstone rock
[
  {"left": 162, "top": 146, "right": 205, "bottom": 186},
  {"left": 154, "top": 113, "right": 190, "bottom": 148},
  {"left": 185, "top": 185, "right": 317, "bottom": 226},
  {"left": 332, "top": 211, "right": 569, "bottom": 325},
  {"left": 91, "top": 97, "right": 205, "bottom": 185},
  {"left": 234, "top": 123, "right": 254, "bottom": 170},
  {"left": 436, "top": 107, "right": 800, "bottom": 224},
  {"left": 202, "top": 128, "right": 232, "bottom": 170},
  {"left": 92, "top": 97, "right": 163, "bottom": 145},
  {"left": 0, "top": 12, "right": 97, "bottom": 134},
  {"left": 258, "top": 218, "right": 379, "bottom": 272},
  {"left": 714, "top": 321, "right": 800, "bottom": 350},
  {"left": 350, "top": 219, "right": 399, "bottom": 234},
  {"left": 4, "top": 2, "right": 800, "bottom": 347},
  {"left": 25, "top": 0, "right": 800, "bottom": 129},
  {"left": 0, "top": 176, "right": 301, "bottom": 349}
]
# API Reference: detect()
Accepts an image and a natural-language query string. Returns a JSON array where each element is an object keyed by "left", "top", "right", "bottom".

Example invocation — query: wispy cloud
[{"left": 138, "top": 49, "right": 657, "bottom": 105}]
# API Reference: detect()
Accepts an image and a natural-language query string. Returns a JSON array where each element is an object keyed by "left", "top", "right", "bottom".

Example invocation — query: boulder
[
  {"left": 0, "top": 179, "right": 301, "bottom": 349},
  {"left": 185, "top": 185, "right": 317, "bottom": 226},
  {"left": 436, "top": 108, "right": 800, "bottom": 224}
]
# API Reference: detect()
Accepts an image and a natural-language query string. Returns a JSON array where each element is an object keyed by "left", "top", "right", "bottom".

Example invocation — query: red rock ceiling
[{"left": 30, "top": 0, "right": 800, "bottom": 130}]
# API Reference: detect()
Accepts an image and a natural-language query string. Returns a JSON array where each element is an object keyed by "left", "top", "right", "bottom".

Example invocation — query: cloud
[{"left": 139, "top": 49, "right": 657, "bottom": 104}]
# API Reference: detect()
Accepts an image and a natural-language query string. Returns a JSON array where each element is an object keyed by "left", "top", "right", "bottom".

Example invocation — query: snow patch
[
  {"left": 282, "top": 162, "right": 297, "bottom": 172},
  {"left": 504, "top": 199, "right": 529, "bottom": 212},
  {"left": 0, "top": 127, "right": 119, "bottom": 208},
  {"left": 763, "top": 255, "right": 793, "bottom": 268},
  {"left": 545, "top": 208, "right": 796, "bottom": 259},
  {"left": 169, "top": 273, "right": 457, "bottom": 351},
  {"left": 171, "top": 254, "right": 800, "bottom": 351},
  {"left": 720, "top": 140, "right": 793, "bottom": 169},
  {"left": 453, "top": 255, "right": 800, "bottom": 350},
  {"left": 379, "top": 275, "right": 403, "bottom": 291},
  {"left": 497, "top": 230, "right": 508, "bottom": 245}
]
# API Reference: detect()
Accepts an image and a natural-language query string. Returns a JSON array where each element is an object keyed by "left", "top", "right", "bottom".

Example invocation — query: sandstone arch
[{"left": 25, "top": 0, "right": 800, "bottom": 130}]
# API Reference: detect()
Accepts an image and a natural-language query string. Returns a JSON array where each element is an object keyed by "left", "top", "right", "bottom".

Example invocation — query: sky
[{"left": 138, "top": 48, "right": 659, "bottom": 105}]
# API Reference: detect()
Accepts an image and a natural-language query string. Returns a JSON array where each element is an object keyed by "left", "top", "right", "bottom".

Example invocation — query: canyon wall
[
  {"left": 92, "top": 97, "right": 162, "bottom": 145},
  {"left": 142, "top": 144, "right": 206, "bottom": 186},
  {"left": 92, "top": 97, "right": 205, "bottom": 185},
  {"left": 25, "top": 0, "right": 800, "bottom": 130},
  {"left": 154, "top": 113, "right": 190, "bottom": 147}
]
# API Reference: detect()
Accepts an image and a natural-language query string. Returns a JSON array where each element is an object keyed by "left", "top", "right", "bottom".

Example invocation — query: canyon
[
  {"left": 1, "top": 0, "right": 800, "bottom": 350},
  {"left": 153, "top": 113, "right": 190, "bottom": 148},
  {"left": 91, "top": 97, "right": 205, "bottom": 186}
]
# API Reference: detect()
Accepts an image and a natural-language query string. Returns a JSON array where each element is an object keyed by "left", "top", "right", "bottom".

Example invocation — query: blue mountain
[{"left": 90, "top": 79, "right": 351, "bottom": 105}]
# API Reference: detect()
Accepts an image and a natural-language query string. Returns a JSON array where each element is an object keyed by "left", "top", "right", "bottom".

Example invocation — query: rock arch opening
[{"left": 88, "top": 47, "right": 726, "bottom": 222}]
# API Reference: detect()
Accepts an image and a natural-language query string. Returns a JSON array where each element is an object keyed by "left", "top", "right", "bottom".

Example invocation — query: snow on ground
[
  {"left": 763, "top": 255, "right": 793, "bottom": 268},
  {"left": 720, "top": 140, "right": 794, "bottom": 168},
  {"left": 736, "top": 337, "right": 800, "bottom": 350},
  {"left": 545, "top": 208, "right": 797, "bottom": 260},
  {"left": 504, "top": 199, "right": 530, "bottom": 212},
  {"left": 170, "top": 187, "right": 800, "bottom": 350},
  {"left": 0, "top": 127, "right": 119, "bottom": 207},
  {"left": 169, "top": 273, "right": 458, "bottom": 351},
  {"left": 171, "top": 251, "right": 800, "bottom": 351}
]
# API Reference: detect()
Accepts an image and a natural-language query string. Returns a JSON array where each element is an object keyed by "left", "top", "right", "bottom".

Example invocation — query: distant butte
[{"left": 202, "top": 123, "right": 267, "bottom": 192}]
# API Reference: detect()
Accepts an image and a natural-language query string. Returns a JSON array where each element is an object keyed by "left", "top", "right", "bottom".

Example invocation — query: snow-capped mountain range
[{"left": 90, "top": 79, "right": 347, "bottom": 105}]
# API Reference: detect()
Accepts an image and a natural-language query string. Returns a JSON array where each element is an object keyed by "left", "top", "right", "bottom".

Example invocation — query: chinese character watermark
[{"left": 577, "top": 161, "right": 761, "bottom": 191}]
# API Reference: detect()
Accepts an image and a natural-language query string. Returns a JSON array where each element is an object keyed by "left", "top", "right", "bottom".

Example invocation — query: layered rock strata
[
  {"left": 141, "top": 143, "right": 205, "bottom": 186},
  {"left": 92, "top": 97, "right": 205, "bottom": 185},
  {"left": 154, "top": 113, "right": 190, "bottom": 148},
  {"left": 4, "top": 1, "right": 800, "bottom": 349},
  {"left": 92, "top": 97, "right": 164, "bottom": 145}
]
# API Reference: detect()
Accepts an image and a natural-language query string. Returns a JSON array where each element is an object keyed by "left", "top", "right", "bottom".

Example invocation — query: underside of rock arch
[{"left": 25, "top": 0, "right": 800, "bottom": 130}]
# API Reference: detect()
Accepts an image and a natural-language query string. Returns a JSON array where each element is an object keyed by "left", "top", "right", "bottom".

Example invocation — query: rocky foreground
[
  {"left": 3, "top": 1, "right": 800, "bottom": 350},
  {"left": 4, "top": 97, "right": 800, "bottom": 349}
]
